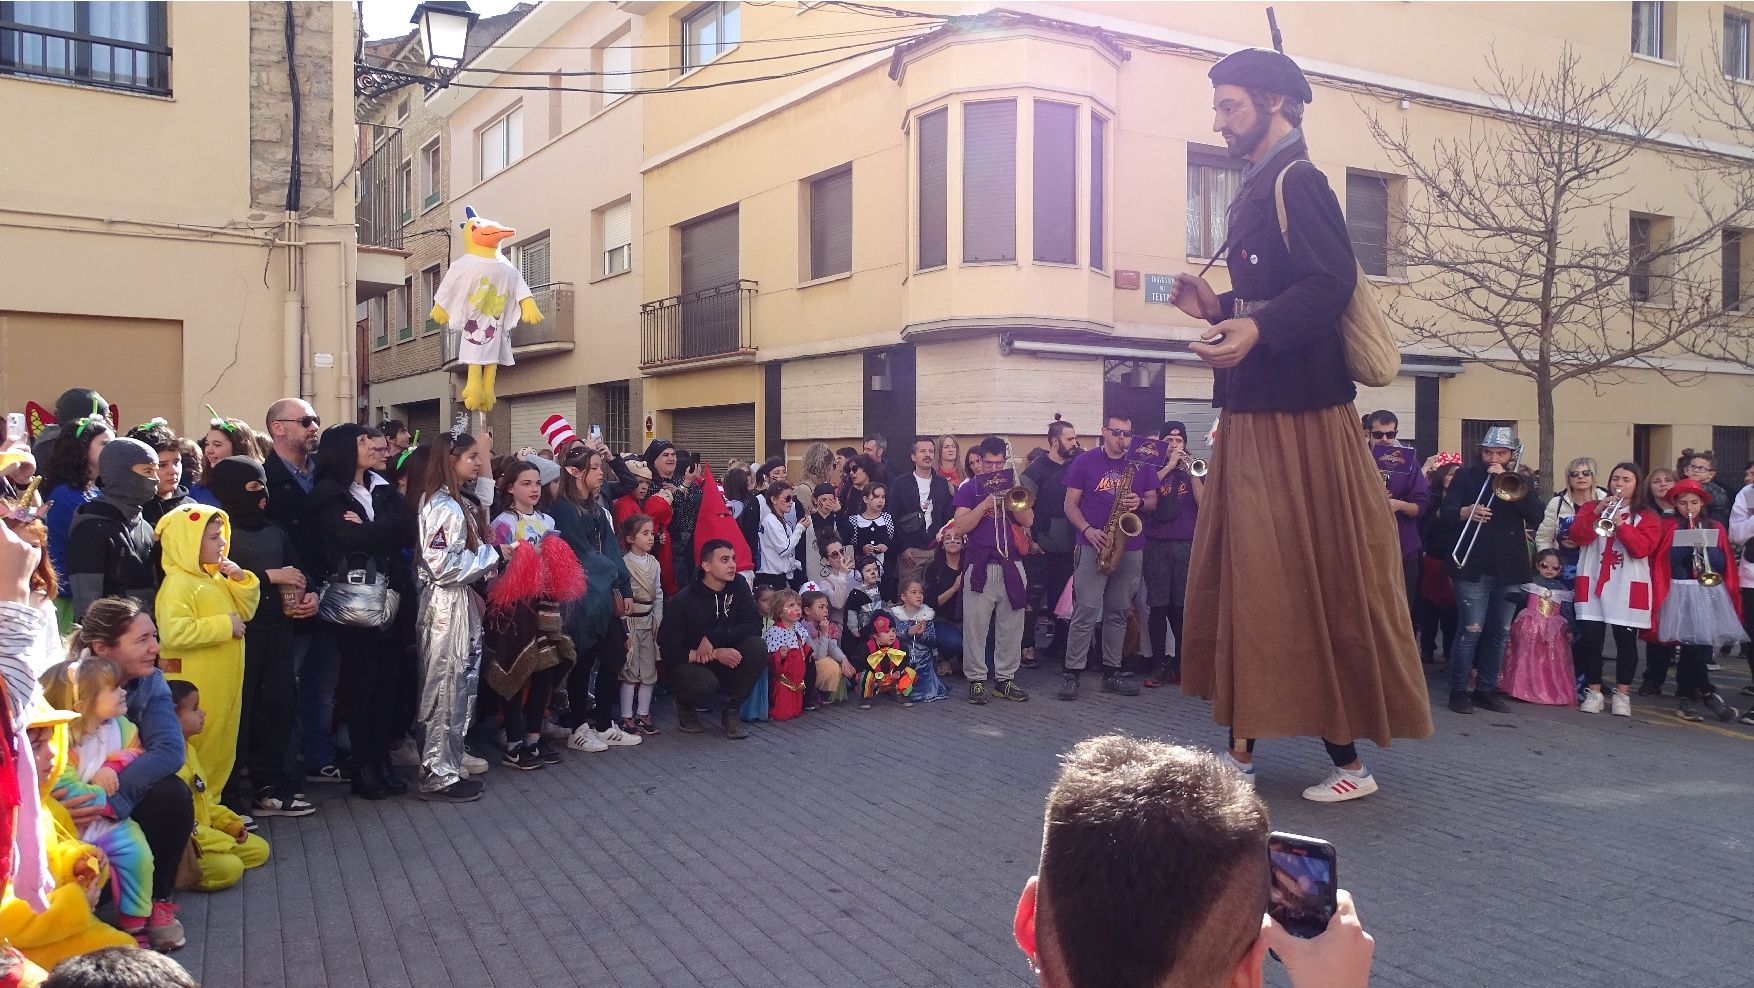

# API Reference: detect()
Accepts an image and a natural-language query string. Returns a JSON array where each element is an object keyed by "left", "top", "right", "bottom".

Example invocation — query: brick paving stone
[{"left": 160, "top": 661, "right": 1753, "bottom": 987}]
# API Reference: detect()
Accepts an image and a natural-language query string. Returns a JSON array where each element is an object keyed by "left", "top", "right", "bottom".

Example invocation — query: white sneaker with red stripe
[{"left": 1301, "top": 766, "right": 1379, "bottom": 803}]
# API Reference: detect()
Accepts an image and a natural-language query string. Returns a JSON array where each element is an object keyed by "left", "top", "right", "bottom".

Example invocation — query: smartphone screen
[{"left": 1267, "top": 832, "right": 1337, "bottom": 940}]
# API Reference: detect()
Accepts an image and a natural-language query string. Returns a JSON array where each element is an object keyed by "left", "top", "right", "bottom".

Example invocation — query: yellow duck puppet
[
  {"left": 430, "top": 205, "right": 545, "bottom": 412},
  {"left": 153, "top": 504, "right": 260, "bottom": 800},
  {"left": 0, "top": 698, "right": 137, "bottom": 979}
]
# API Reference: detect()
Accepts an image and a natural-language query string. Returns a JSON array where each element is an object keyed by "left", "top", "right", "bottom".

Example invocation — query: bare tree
[{"left": 1364, "top": 45, "right": 1754, "bottom": 488}]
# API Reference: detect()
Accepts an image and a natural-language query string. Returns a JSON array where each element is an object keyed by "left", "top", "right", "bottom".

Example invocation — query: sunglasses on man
[
  {"left": 275, "top": 415, "right": 321, "bottom": 428},
  {"left": 1369, "top": 429, "right": 1397, "bottom": 440}
]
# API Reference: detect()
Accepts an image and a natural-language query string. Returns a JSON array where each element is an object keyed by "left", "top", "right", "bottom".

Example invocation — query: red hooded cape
[{"left": 692, "top": 463, "right": 754, "bottom": 573}]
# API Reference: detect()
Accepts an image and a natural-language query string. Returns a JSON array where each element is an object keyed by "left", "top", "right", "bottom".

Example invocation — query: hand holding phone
[{"left": 1263, "top": 888, "right": 1374, "bottom": 988}]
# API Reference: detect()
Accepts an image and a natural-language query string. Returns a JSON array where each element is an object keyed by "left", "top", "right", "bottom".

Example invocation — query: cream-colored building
[
  {"left": 0, "top": 1, "right": 360, "bottom": 435},
  {"left": 612, "top": 0, "right": 1753, "bottom": 478},
  {"left": 385, "top": 1, "right": 649, "bottom": 457}
]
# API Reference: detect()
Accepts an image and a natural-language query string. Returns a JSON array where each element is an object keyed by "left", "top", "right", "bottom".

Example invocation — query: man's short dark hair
[
  {"left": 912, "top": 435, "right": 935, "bottom": 451},
  {"left": 865, "top": 433, "right": 887, "bottom": 451},
  {"left": 380, "top": 418, "right": 408, "bottom": 438},
  {"left": 976, "top": 436, "right": 1007, "bottom": 459},
  {"left": 1036, "top": 736, "right": 1268, "bottom": 988},
  {"left": 697, "top": 538, "right": 734, "bottom": 564},
  {"left": 1104, "top": 412, "right": 1132, "bottom": 429},
  {"left": 1048, "top": 420, "right": 1076, "bottom": 443},
  {"left": 1248, "top": 88, "right": 1305, "bottom": 127},
  {"left": 1363, "top": 409, "right": 1397, "bottom": 429},
  {"left": 45, "top": 946, "right": 201, "bottom": 988}
]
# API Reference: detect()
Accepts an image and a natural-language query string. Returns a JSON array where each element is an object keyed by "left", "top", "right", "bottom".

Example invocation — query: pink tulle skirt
[{"left": 1500, "top": 609, "right": 1575, "bottom": 705}]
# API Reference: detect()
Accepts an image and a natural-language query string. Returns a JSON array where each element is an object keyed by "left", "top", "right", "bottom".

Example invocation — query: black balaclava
[
  {"left": 96, "top": 437, "right": 158, "bottom": 509},
  {"left": 210, "top": 456, "right": 268, "bottom": 526}
]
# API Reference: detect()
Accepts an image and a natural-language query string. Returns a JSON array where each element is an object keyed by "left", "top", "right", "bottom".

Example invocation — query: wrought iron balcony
[
  {"left": 640, "top": 280, "right": 757, "bottom": 369},
  {"left": 443, "top": 282, "right": 575, "bottom": 367}
]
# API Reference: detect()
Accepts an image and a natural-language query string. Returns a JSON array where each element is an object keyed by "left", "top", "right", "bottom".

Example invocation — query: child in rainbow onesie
[{"left": 40, "top": 656, "right": 155, "bottom": 946}]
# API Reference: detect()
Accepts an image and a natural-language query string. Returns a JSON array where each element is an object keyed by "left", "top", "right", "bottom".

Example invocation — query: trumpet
[
  {"left": 1188, "top": 458, "right": 1208, "bottom": 478},
  {"left": 1593, "top": 496, "right": 1623, "bottom": 538},
  {"left": 1687, "top": 508, "right": 1724, "bottom": 588},
  {"left": 1452, "top": 445, "right": 1529, "bottom": 569}
]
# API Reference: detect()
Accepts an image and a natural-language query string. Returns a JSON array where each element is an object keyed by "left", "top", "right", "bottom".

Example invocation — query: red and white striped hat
[{"left": 540, "top": 414, "right": 578, "bottom": 452}]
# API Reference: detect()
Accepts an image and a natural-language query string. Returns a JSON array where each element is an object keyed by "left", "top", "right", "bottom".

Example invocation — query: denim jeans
[
  {"left": 1449, "top": 576, "right": 1517, "bottom": 694},
  {"left": 297, "top": 624, "right": 341, "bottom": 769}
]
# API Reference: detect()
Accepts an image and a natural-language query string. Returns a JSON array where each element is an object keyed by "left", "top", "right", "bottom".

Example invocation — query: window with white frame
[
  {"left": 1186, "top": 148, "right": 1242, "bottom": 259},
  {"left": 516, "top": 233, "right": 551, "bottom": 288},
  {"left": 963, "top": 98, "right": 1018, "bottom": 263},
  {"left": 1032, "top": 100, "right": 1078, "bottom": 265},
  {"left": 1632, "top": 1, "right": 1666, "bottom": 59},
  {"left": 601, "top": 200, "right": 632, "bottom": 276},
  {"left": 479, "top": 106, "right": 523, "bottom": 180},
  {"left": 1727, "top": 10, "right": 1752, "bottom": 80},
  {"left": 602, "top": 35, "right": 633, "bottom": 102},
  {"left": 421, "top": 140, "right": 441, "bottom": 208},
  {"left": 682, "top": 2, "right": 738, "bottom": 70}
]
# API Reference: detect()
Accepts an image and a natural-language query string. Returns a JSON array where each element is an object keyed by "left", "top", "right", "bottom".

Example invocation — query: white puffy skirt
[{"left": 1657, "top": 581, "right": 1750, "bottom": 647}]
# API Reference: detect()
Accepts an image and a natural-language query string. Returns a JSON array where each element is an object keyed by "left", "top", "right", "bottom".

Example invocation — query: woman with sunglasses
[
  {"left": 1535, "top": 457, "right": 1606, "bottom": 584},
  {"left": 755, "top": 481, "right": 804, "bottom": 591}
]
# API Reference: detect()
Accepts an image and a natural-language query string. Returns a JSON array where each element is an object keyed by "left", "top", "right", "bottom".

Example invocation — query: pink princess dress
[{"left": 1500, "top": 581, "right": 1575, "bottom": 705}]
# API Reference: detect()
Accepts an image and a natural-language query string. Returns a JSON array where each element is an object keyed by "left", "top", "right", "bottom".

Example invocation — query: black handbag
[{"left": 317, "top": 552, "right": 401, "bottom": 627}]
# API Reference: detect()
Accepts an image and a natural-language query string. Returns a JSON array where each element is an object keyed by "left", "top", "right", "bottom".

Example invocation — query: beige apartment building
[
  {"left": 356, "top": 1, "right": 648, "bottom": 457},
  {"left": 355, "top": 3, "right": 533, "bottom": 441},
  {"left": 607, "top": 0, "right": 1754, "bottom": 477},
  {"left": 0, "top": 2, "right": 361, "bottom": 434}
]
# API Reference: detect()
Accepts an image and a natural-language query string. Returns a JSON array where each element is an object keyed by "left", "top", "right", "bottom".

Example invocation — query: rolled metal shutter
[
  {"left": 1161, "top": 400, "right": 1223, "bottom": 461},
  {"left": 681, "top": 210, "right": 739, "bottom": 293},
  {"left": 671, "top": 403, "right": 756, "bottom": 476},
  {"left": 506, "top": 389, "right": 573, "bottom": 456}
]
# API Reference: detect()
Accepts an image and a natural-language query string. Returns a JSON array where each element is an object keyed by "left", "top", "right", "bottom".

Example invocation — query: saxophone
[{"left": 1096, "top": 461, "right": 1145, "bottom": 574}]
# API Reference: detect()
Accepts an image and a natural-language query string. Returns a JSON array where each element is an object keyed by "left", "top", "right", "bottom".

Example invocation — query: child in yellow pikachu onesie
[
  {"left": 153, "top": 504, "right": 259, "bottom": 799},
  {"left": 170, "top": 681, "right": 268, "bottom": 890},
  {"left": 0, "top": 698, "right": 136, "bottom": 974}
]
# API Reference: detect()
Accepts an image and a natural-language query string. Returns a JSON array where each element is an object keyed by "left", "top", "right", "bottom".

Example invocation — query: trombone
[
  {"left": 985, "top": 470, "right": 1035, "bottom": 558},
  {"left": 1451, "top": 445, "right": 1528, "bottom": 568}
]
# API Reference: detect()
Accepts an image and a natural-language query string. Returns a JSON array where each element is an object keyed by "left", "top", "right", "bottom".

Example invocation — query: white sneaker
[
  {"left": 1301, "top": 767, "right": 1378, "bottom": 803},
  {"left": 1580, "top": 690, "right": 1605, "bottom": 714},
  {"left": 460, "top": 752, "right": 489, "bottom": 775},
  {"left": 596, "top": 723, "right": 643, "bottom": 747},
  {"left": 1224, "top": 751, "right": 1256, "bottom": 788},
  {"left": 389, "top": 738, "right": 420, "bottom": 767},
  {"left": 568, "top": 726, "right": 609, "bottom": 752},
  {"left": 539, "top": 717, "right": 571, "bottom": 741},
  {"left": 1610, "top": 691, "right": 1632, "bottom": 717}
]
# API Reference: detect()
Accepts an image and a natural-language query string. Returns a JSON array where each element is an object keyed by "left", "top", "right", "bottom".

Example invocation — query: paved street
[{"left": 172, "top": 658, "right": 1754, "bottom": 988}]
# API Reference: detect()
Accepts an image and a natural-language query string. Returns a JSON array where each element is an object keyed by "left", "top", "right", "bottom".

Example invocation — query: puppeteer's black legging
[{"left": 1229, "top": 733, "right": 1359, "bottom": 768}]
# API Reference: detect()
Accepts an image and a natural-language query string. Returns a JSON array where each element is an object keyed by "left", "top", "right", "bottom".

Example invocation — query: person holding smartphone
[{"left": 1015, "top": 735, "right": 1374, "bottom": 988}]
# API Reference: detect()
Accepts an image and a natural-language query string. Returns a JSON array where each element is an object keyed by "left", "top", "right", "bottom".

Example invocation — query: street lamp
[
  {"left": 354, "top": 0, "right": 479, "bottom": 99},
  {"left": 411, "top": 1, "right": 479, "bottom": 70}
]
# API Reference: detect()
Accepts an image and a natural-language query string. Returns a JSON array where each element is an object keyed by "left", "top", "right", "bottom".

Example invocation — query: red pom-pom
[
  {"left": 540, "top": 533, "right": 586, "bottom": 602},
  {"left": 488, "top": 541, "right": 543, "bottom": 612}
]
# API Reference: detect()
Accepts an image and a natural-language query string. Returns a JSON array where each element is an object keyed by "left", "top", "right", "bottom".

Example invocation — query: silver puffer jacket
[{"left": 415, "top": 489, "right": 499, "bottom": 791}]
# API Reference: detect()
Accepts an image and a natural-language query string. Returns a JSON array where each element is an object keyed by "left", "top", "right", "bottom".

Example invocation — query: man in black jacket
[
  {"left": 1021, "top": 419, "right": 1080, "bottom": 662},
  {"left": 888, "top": 436, "right": 954, "bottom": 595},
  {"left": 658, "top": 539, "right": 766, "bottom": 739},
  {"left": 262, "top": 398, "right": 324, "bottom": 577},
  {"left": 1439, "top": 426, "right": 1544, "bottom": 715},
  {"left": 64, "top": 438, "right": 161, "bottom": 618}
]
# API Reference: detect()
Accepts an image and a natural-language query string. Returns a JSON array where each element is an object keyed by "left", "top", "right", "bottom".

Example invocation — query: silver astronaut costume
[{"left": 416, "top": 488, "right": 500, "bottom": 791}]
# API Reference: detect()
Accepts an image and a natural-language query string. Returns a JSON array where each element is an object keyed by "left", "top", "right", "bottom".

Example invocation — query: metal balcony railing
[
  {"left": 0, "top": 19, "right": 171, "bottom": 95},
  {"left": 640, "top": 280, "right": 757, "bottom": 367},
  {"left": 356, "top": 129, "right": 403, "bottom": 250},
  {"left": 443, "top": 283, "right": 574, "bottom": 365}
]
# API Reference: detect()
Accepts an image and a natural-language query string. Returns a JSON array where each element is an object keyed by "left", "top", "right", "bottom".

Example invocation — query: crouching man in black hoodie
[{"left": 658, "top": 538, "right": 766, "bottom": 739}]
